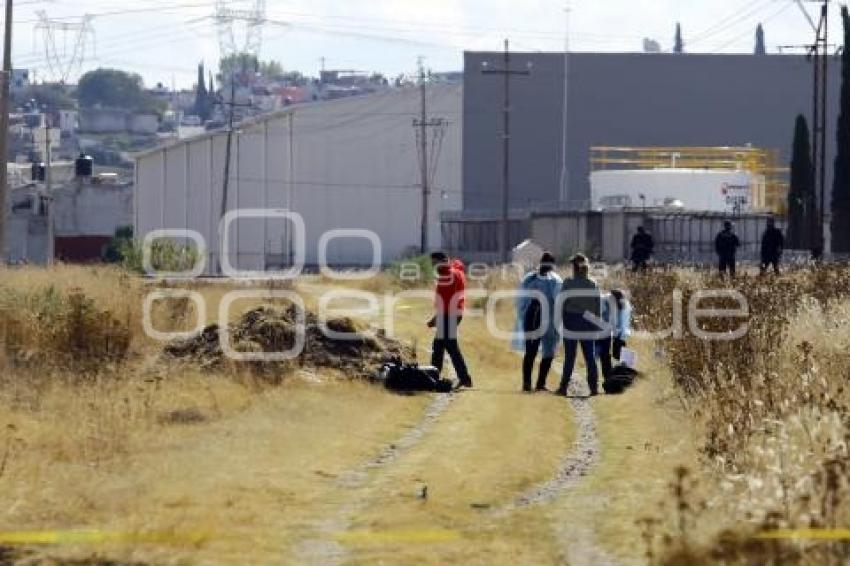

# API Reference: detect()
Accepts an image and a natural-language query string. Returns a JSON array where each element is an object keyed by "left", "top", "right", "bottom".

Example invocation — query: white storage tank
[{"left": 590, "top": 169, "right": 766, "bottom": 212}]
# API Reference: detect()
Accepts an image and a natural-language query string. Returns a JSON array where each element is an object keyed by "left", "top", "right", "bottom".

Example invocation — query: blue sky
[{"left": 6, "top": 0, "right": 832, "bottom": 88}]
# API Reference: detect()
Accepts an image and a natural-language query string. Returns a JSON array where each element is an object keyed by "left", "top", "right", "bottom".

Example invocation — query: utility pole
[
  {"left": 803, "top": 0, "right": 830, "bottom": 258},
  {"left": 559, "top": 2, "right": 571, "bottom": 206},
  {"left": 216, "top": 75, "right": 252, "bottom": 272},
  {"left": 413, "top": 57, "right": 447, "bottom": 255},
  {"left": 482, "top": 39, "right": 530, "bottom": 263},
  {"left": 815, "top": 1, "right": 829, "bottom": 258},
  {"left": 781, "top": 0, "right": 835, "bottom": 256},
  {"left": 416, "top": 58, "right": 430, "bottom": 254},
  {"left": 789, "top": 0, "right": 831, "bottom": 257},
  {"left": 45, "top": 115, "right": 54, "bottom": 266},
  {"left": 0, "top": 0, "right": 13, "bottom": 263},
  {"left": 219, "top": 77, "right": 237, "bottom": 223}
]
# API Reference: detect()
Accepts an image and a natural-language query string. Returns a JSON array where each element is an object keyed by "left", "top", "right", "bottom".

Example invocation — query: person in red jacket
[{"left": 427, "top": 251, "right": 473, "bottom": 389}]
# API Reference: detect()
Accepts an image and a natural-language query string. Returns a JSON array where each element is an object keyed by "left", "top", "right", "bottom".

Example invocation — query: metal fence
[
  {"left": 441, "top": 207, "right": 785, "bottom": 265},
  {"left": 646, "top": 211, "right": 785, "bottom": 264}
]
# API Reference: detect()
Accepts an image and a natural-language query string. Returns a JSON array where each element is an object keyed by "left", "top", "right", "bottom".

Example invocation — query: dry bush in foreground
[
  {"left": 0, "top": 265, "right": 146, "bottom": 374},
  {"left": 627, "top": 267, "right": 850, "bottom": 564}
]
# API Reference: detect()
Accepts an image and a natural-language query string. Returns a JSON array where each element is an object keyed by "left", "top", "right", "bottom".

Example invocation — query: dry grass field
[{"left": 0, "top": 263, "right": 846, "bottom": 564}]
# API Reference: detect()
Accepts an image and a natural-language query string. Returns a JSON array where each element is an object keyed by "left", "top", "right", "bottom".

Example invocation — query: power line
[
  {"left": 16, "top": 19, "right": 211, "bottom": 63},
  {"left": 263, "top": 7, "right": 650, "bottom": 43},
  {"left": 15, "top": 20, "right": 215, "bottom": 79},
  {"left": 709, "top": 1, "right": 795, "bottom": 53},
  {"left": 689, "top": 0, "right": 776, "bottom": 45},
  {"left": 7, "top": 1, "right": 212, "bottom": 25}
]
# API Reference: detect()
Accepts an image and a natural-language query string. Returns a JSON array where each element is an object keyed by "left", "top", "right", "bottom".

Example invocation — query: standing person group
[
  {"left": 516, "top": 253, "right": 632, "bottom": 397},
  {"left": 712, "top": 219, "right": 785, "bottom": 278},
  {"left": 630, "top": 220, "right": 786, "bottom": 278},
  {"left": 427, "top": 250, "right": 632, "bottom": 397},
  {"left": 425, "top": 219, "right": 784, "bottom": 395}
]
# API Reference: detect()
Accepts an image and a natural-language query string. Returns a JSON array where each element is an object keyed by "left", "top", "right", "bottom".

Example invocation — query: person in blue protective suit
[
  {"left": 514, "top": 252, "right": 563, "bottom": 393},
  {"left": 597, "top": 289, "right": 632, "bottom": 381}
]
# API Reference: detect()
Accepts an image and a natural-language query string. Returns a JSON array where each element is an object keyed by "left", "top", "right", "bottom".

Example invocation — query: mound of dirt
[{"left": 163, "top": 304, "right": 413, "bottom": 379}]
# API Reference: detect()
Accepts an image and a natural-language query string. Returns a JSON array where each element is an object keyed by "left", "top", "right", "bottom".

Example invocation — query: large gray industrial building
[
  {"left": 462, "top": 52, "right": 841, "bottom": 212},
  {"left": 135, "top": 85, "right": 462, "bottom": 272}
]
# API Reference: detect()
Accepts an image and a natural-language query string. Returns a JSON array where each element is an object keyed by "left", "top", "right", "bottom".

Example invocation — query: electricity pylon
[{"left": 35, "top": 11, "right": 95, "bottom": 83}]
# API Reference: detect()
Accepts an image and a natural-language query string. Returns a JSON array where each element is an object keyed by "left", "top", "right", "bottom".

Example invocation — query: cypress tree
[
  {"left": 789, "top": 114, "right": 814, "bottom": 249},
  {"left": 194, "top": 61, "right": 210, "bottom": 120},
  {"left": 755, "top": 23, "right": 766, "bottom": 55},
  {"left": 674, "top": 23, "right": 684, "bottom": 53},
  {"left": 832, "top": 6, "right": 850, "bottom": 253}
]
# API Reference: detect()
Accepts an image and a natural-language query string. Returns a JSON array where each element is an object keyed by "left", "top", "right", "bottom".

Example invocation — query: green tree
[
  {"left": 77, "top": 68, "right": 162, "bottom": 114},
  {"left": 789, "top": 114, "right": 814, "bottom": 249},
  {"left": 755, "top": 23, "right": 766, "bottom": 55},
  {"left": 219, "top": 53, "right": 260, "bottom": 83},
  {"left": 14, "top": 84, "right": 76, "bottom": 110},
  {"left": 219, "top": 54, "right": 289, "bottom": 84},
  {"left": 194, "top": 61, "right": 211, "bottom": 120},
  {"left": 674, "top": 23, "right": 684, "bottom": 53},
  {"left": 259, "top": 59, "right": 284, "bottom": 78},
  {"left": 103, "top": 225, "right": 133, "bottom": 263},
  {"left": 833, "top": 6, "right": 850, "bottom": 253}
]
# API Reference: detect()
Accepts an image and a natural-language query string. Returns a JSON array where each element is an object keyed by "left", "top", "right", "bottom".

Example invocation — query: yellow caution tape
[
  {"left": 335, "top": 529, "right": 460, "bottom": 544},
  {"left": 0, "top": 529, "right": 210, "bottom": 545},
  {"left": 755, "top": 529, "right": 850, "bottom": 541}
]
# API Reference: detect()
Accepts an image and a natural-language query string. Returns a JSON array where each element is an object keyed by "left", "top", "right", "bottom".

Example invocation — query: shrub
[
  {"left": 1, "top": 285, "right": 131, "bottom": 372},
  {"left": 119, "top": 238, "right": 201, "bottom": 274},
  {"left": 634, "top": 267, "right": 850, "bottom": 563}
]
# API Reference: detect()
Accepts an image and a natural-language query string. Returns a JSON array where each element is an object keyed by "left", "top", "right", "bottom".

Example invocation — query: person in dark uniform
[
  {"left": 760, "top": 217, "right": 785, "bottom": 275},
  {"left": 556, "top": 254, "right": 602, "bottom": 397},
  {"left": 630, "top": 226, "right": 655, "bottom": 272},
  {"left": 715, "top": 221, "right": 741, "bottom": 278}
]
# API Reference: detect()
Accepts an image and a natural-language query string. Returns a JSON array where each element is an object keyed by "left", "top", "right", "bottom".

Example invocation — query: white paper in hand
[{"left": 620, "top": 347, "right": 638, "bottom": 369}]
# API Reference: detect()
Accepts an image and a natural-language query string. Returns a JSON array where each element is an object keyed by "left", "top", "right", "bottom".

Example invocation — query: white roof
[{"left": 134, "top": 84, "right": 462, "bottom": 161}]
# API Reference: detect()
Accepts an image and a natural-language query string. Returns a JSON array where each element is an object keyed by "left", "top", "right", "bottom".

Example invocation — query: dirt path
[
  {"left": 289, "top": 284, "right": 612, "bottom": 564},
  {"left": 295, "top": 392, "right": 456, "bottom": 565},
  {"left": 287, "top": 281, "right": 695, "bottom": 565},
  {"left": 509, "top": 397, "right": 598, "bottom": 508},
  {"left": 8, "top": 282, "right": 695, "bottom": 565},
  {"left": 496, "top": 359, "right": 619, "bottom": 565}
]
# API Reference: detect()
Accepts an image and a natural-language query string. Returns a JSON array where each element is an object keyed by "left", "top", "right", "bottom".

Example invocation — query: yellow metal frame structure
[{"left": 590, "top": 146, "right": 789, "bottom": 214}]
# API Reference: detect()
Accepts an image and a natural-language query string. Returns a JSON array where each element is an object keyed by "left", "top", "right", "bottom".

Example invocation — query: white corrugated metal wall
[{"left": 135, "top": 85, "right": 462, "bottom": 273}]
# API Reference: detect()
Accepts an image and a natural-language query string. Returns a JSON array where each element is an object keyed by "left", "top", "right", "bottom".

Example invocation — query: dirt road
[{"left": 9, "top": 287, "right": 695, "bottom": 565}]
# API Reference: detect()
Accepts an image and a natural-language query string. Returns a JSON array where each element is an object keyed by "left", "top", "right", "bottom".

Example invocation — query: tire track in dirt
[
  {"left": 278, "top": 283, "right": 464, "bottom": 562},
  {"left": 494, "top": 360, "right": 601, "bottom": 510},
  {"left": 294, "top": 391, "right": 455, "bottom": 565},
  {"left": 495, "top": 360, "right": 620, "bottom": 565},
  {"left": 296, "top": 283, "right": 612, "bottom": 562},
  {"left": 509, "top": 396, "right": 599, "bottom": 508},
  {"left": 338, "top": 391, "right": 455, "bottom": 487}
]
